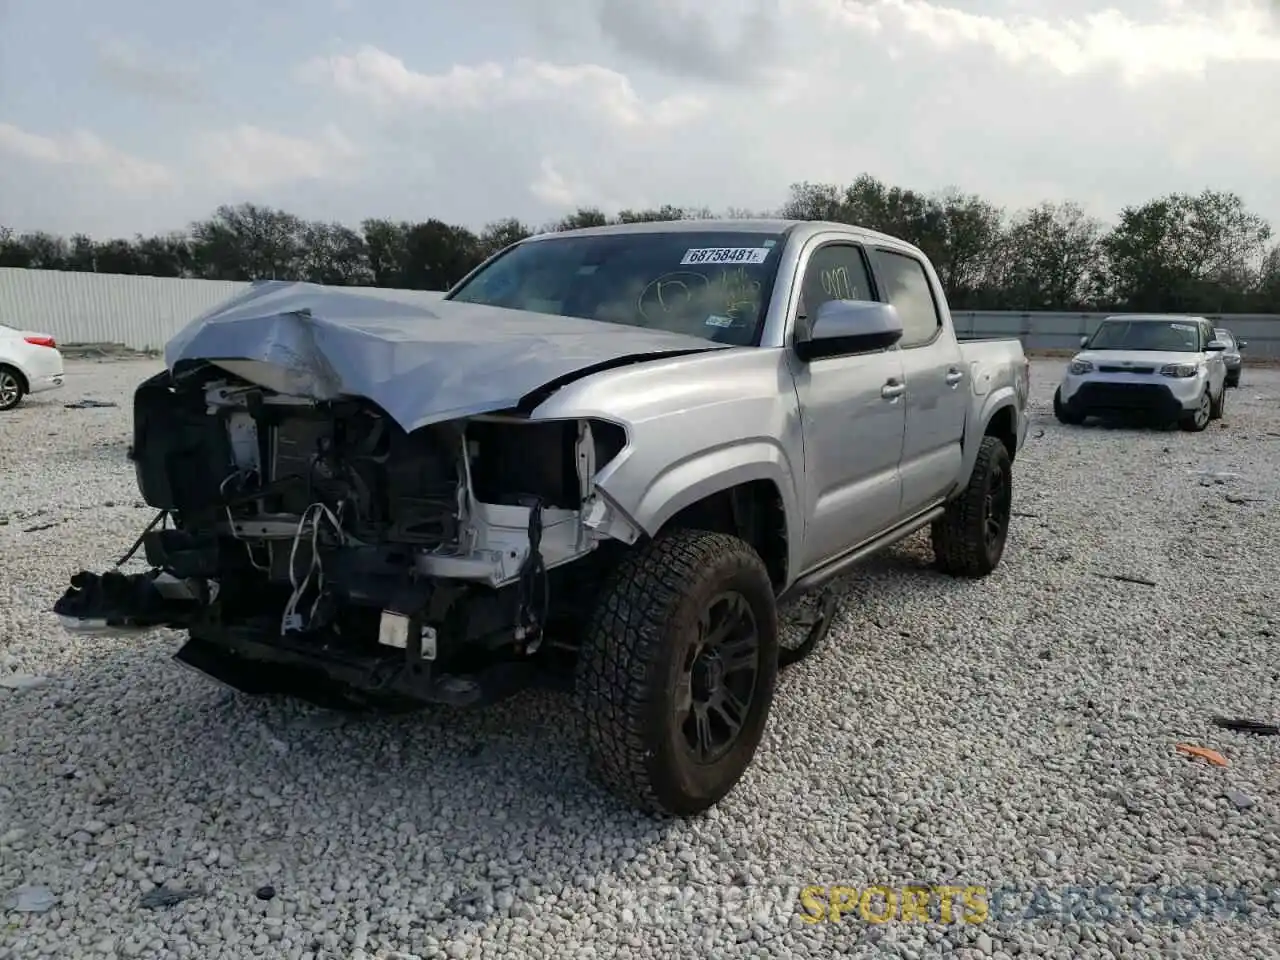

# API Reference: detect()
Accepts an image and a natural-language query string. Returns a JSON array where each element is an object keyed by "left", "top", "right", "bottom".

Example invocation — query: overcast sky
[{"left": 1, "top": 0, "right": 1277, "bottom": 238}]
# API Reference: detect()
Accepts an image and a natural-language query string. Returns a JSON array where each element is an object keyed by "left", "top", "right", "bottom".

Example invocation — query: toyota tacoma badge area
[{"left": 54, "top": 219, "right": 1030, "bottom": 816}]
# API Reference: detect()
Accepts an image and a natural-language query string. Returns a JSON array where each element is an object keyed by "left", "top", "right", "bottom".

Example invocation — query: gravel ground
[{"left": 2, "top": 358, "right": 1279, "bottom": 960}]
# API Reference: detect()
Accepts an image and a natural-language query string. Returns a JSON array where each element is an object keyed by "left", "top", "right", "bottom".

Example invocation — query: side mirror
[
  {"left": 794, "top": 300, "right": 903, "bottom": 362},
  {"left": 1238, "top": 339, "right": 1248, "bottom": 349},
  {"left": 1206, "top": 340, "right": 1227, "bottom": 352},
  {"left": 1080, "top": 335, "right": 1089, "bottom": 347}
]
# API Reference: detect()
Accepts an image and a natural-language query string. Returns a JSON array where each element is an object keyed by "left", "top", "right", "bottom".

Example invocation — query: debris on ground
[
  {"left": 63, "top": 399, "right": 119, "bottom": 410},
  {"left": 1212, "top": 717, "right": 1280, "bottom": 736},
  {"left": 139, "top": 887, "right": 201, "bottom": 909},
  {"left": 0, "top": 674, "right": 49, "bottom": 691},
  {"left": 3, "top": 885, "right": 56, "bottom": 913},
  {"left": 1224, "top": 789, "right": 1255, "bottom": 811},
  {"left": 1176, "top": 744, "right": 1230, "bottom": 767},
  {"left": 1095, "top": 572, "right": 1158, "bottom": 587},
  {"left": 1224, "top": 493, "right": 1266, "bottom": 505},
  {"left": 1191, "top": 469, "right": 1244, "bottom": 485},
  {"left": 22, "top": 521, "right": 62, "bottom": 533}
]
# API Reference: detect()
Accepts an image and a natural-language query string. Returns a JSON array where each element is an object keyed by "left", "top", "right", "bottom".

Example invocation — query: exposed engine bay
[{"left": 54, "top": 362, "right": 635, "bottom": 708}]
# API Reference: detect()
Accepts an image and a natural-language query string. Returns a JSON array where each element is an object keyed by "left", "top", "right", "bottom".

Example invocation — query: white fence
[
  {"left": 953, "top": 311, "right": 1280, "bottom": 358},
  {"left": 0, "top": 269, "right": 445, "bottom": 351},
  {"left": 3, "top": 268, "right": 1277, "bottom": 356}
]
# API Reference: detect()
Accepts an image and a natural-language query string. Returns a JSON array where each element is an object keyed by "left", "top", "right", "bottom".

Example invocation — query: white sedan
[{"left": 0, "top": 323, "right": 65, "bottom": 410}]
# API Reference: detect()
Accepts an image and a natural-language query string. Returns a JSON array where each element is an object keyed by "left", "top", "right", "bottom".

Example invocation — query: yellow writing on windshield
[
  {"left": 637, "top": 271, "right": 710, "bottom": 322},
  {"left": 714, "top": 266, "right": 762, "bottom": 317},
  {"left": 654, "top": 279, "right": 693, "bottom": 311}
]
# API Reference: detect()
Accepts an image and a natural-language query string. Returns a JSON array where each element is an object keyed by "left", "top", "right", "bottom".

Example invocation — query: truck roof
[
  {"left": 1100, "top": 313, "right": 1209, "bottom": 323},
  {"left": 524, "top": 218, "right": 921, "bottom": 255}
]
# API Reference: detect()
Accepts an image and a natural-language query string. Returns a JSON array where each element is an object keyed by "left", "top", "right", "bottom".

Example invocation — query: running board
[{"left": 778, "top": 504, "right": 946, "bottom": 604}]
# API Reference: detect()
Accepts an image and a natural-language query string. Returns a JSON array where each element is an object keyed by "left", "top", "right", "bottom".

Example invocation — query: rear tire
[
  {"left": 932, "top": 435, "right": 1013, "bottom": 578},
  {"left": 0, "top": 365, "right": 26, "bottom": 411},
  {"left": 575, "top": 529, "right": 779, "bottom": 817},
  {"left": 1053, "top": 387, "right": 1084, "bottom": 425}
]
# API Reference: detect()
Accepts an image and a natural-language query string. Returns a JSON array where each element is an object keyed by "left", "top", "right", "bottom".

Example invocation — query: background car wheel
[
  {"left": 1226, "top": 372, "right": 1241, "bottom": 388},
  {"left": 1053, "top": 387, "right": 1085, "bottom": 425},
  {"left": 1180, "top": 390, "right": 1212, "bottom": 432},
  {"left": 575, "top": 529, "right": 779, "bottom": 817},
  {"left": 932, "top": 435, "right": 1013, "bottom": 578},
  {"left": 0, "top": 365, "right": 26, "bottom": 411}
]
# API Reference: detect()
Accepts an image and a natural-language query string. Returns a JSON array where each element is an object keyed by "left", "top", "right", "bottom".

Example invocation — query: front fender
[{"left": 596, "top": 440, "right": 804, "bottom": 581}]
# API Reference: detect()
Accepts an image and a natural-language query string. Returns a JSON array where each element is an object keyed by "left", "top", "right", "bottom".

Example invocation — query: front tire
[
  {"left": 575, "top": 530, "right": 779, "bottom": 817},
  {"left": 1210, "top": 383, "right": 1226, "bottom": 420},
  {"left": 1053, "top": 387, "right": 1085, "bottom": 425},
  {"left": 1180, "top": 389, "right": 1212, "bottom": 432},
  {"left": 932, "top": 435, "right": 1013, "bottom": 578},
  {"left": 0, "top": 366, "right": 25, "bottom": 411}
]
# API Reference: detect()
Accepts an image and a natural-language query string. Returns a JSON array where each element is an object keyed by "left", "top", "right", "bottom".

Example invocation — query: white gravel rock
[{"left": 1, "top": 358, "right": 1279, "bottom": 959}]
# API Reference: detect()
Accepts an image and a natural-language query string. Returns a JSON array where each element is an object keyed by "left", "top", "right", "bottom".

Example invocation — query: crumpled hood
[{"left": 164, "top": 281, "right": 728, "bottom": 433}]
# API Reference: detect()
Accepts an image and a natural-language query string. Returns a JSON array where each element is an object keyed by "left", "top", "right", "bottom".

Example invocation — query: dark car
[{"left": 1213, "top": 328, "right": 1247, "bottom": 388}]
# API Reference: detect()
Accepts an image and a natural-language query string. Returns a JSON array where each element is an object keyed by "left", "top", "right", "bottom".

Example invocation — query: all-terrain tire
[
  {"left": 574, "top": 529, "right": 779, "bottom": 817},
  {"left": 1053, "top": 387, "right": 1084, "bottom": 425},
  {"left": 931, "top": 435, "right": 1013, "bottom": 578},
  {"left": 0, "top": 365, "right": 26, "bottom": 411},
  {"left": 1179, "top": 389, "right": 1213, "bottom": 432}
]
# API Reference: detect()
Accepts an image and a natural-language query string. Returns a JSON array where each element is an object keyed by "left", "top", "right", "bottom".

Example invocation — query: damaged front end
[{"left": 54, "top": 361, "right": 638, "bottom": 708}]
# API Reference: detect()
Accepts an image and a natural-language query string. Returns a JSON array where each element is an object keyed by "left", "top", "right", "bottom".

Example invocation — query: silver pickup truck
[{"left": 54, "top": 219, "right": 1030, "bottom": 816}]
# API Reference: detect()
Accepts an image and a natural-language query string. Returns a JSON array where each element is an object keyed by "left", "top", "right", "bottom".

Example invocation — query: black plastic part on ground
[
  {"left": 52, "top": 570, "right": 203, "bottom": 628},
  {"left": 778, "top": 589, "right": 838, "bottom": 668}
]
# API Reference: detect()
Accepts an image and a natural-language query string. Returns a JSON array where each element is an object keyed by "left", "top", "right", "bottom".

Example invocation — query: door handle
[
  {"left": 881, "top": 380, "right": 905, "bottom": 400},
  {"left": 945, "top": 369, "right": 964, "bottom": 386}
]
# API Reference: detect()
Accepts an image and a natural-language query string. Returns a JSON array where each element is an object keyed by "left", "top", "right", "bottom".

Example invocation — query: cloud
[
  {"left": 282, "top": 0, "right": 1280, "bottom": 232},
  {"left": 92, "top": 37, "right": 204, "bottom": 103},
  {"left": 820, "top": 0, "right": 1280, "bottom": 82},
  {"left": 0, "top": 122, "right": 176, "bottom": 192},
  {"left": 194, "top": 124, "right": 362, "bottom": 189},
  {"left": 4, "top": 0, "right": 1279, "bottom": 238},
  {"left": 529, "top": 158, "right": 581, "bottom": 209},
  {"left": 300, "top": 46, "right": 706, "bottom": 127},
  {"left": 593, "top": 0, "right": 786, "bottom": 82}
]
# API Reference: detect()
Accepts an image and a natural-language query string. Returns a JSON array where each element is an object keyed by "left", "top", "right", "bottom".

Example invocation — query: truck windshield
[
  {"left": 1085, "top": 320, "right": 1202, "bottom": 352},
  {"left": 446, "top": 230, "right": 787, "bottom": 346}
]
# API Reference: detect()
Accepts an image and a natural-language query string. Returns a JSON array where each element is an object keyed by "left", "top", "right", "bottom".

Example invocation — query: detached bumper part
[{"left": 53, "top": 570, "right": 209, "bottom": 634}]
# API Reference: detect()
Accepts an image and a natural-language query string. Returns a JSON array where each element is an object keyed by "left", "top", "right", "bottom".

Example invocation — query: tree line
[{"left": 2, "top": 175, "right": 1277, "bottom": 314}]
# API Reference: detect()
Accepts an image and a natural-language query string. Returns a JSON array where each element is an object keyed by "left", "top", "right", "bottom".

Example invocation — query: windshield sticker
[
  {"left": 681, "top": 247, "right": 771, "bottom": 265},
  {"left": 705, "top": 314, "right": 735, "bottom": 328},
  {"left": 1170, "top": 323, "right": 1195, "bottom": 331}
]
